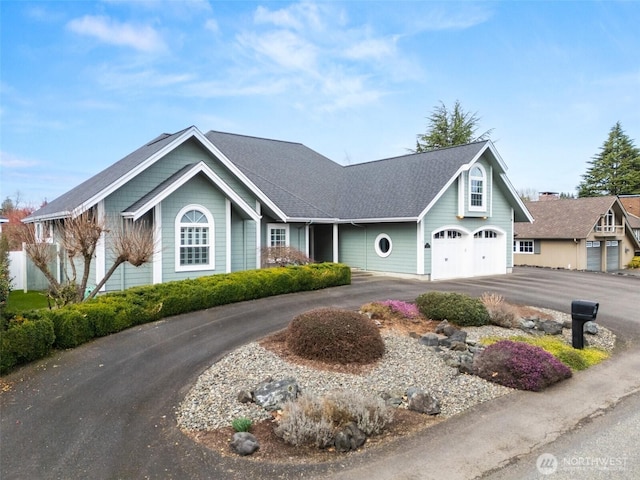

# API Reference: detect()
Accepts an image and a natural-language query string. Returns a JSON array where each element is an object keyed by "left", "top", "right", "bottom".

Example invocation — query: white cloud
[
  {"left": 205, "top": 18, "right": 219, "bottom": 33},
  {"left": 0, "top": 151, "right": 41, "bottom": 169},
  {"left": 343, "top": 37, "right": 398, "bottom": 61},
  {"left": 66, "top": 15, "right": 166, "bottom": 53},
  {"left": 238, "top": 30, "right": 318, "bottom": 72},
  {"left": 254, "top": 2, "right": 327, "bottom": 32}
]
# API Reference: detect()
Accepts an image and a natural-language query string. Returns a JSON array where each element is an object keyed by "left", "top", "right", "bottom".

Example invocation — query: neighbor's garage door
[
  {"left": 606, "top": 240, "right": 619, "bottom": 271},
  {"left": 473, "top": 229, "right": 506, "bottom": 277},
  {"left": 431, "top": 229, "right": 469, "bottom": 280},
  {"left": 586, "top": 241, "right": 601, "bottom": 271}
]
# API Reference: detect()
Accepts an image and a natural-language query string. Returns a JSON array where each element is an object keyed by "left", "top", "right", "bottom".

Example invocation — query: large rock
[
  {"left": 253, "top": 378, "right": 299, "bottom": 411},
  {"left": 406, "top": 387, "right": 440, "bottom": 415},
  {"left": 419, "top": 333, "right": 440, "bottom": 346},
  {"left": 539, "top": 320, "right": 563, "bottom": 335},
  {"left": 458, "top": 353, "right": 475, "bottom": 374},
  {"left": 584, "top": 321, "right": 599, "bottom": 335},
  {"left": 334, "top": 422, "right": 366, "bottom": 452},
  {"left": 230, "top": 432, "right": 260, "bottom": 456}
]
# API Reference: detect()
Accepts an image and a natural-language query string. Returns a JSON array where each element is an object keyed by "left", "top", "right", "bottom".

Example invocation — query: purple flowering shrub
[
  {"left": 380, "top": 300, "right": 421, "bottom": 319},
  {"left": 473, "top": 340, "right": 572, "bottom": 391}
]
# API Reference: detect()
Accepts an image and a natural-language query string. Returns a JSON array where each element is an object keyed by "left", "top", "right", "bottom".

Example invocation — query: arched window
[
  {"left": 175, "top": 205, "right": 214, "bottom": 271},
  {"left": 469, "top": 165, "right": 486, "bottom": 211}
]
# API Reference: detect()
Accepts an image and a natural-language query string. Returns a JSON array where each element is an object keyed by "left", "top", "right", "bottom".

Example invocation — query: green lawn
[{"left": 6, "top": 290, "right": 49, "bottom": 311}]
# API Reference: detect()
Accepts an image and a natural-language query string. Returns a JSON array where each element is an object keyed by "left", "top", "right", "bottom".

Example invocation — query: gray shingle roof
[
  {"left": 207, "top": 130, "right": 488, "bottom": 220},
  {"left": 340, "top": 143, "right": 487, "bottom": 219},
  {"left": 27, "top": 126, "right": 513, "bottom": 223},
  {"left": 25, "top": 129, "right": 190, "bottom": 221}
]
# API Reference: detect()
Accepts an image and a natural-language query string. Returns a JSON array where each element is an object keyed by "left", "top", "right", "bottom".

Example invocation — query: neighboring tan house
[
  {"left": 514, "top": 196, "right": 640, "bottom": 272},
  {"left": 24, "top": 126, "right": 531, "bottom": 291},
  {"left": 619, "top": 195, "right": 640, "bottom": 242}
]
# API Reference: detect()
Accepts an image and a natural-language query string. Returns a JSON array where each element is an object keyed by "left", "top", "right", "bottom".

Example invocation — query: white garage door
[
  {"left": 431, "top": 229, "right": 469, "bottom": 280},
  {"left": 473, "top": 229, "right": 506, "bottom": 277}
]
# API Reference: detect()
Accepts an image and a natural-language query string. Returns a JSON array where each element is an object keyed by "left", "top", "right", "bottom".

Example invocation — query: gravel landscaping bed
[{"left": 177, "top": 309, "right": 616, "bottom": 433}]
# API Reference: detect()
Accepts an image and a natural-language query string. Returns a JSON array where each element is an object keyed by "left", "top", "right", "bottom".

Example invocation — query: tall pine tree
[
  {"left": 578, "top": 122, "right": 640, "bottom": 196},
  {"left": 414, "top": 100, "right": 493, "bottom": 152}
]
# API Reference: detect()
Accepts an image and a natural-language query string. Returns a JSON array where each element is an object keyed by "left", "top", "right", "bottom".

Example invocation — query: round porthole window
[{"left": 375, "top": 233, "right": 392, "bottom": 258}]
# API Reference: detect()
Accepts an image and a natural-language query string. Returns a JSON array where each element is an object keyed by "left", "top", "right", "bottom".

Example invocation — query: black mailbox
[{"left": 571, "top": 300, "right": 599, "bottom": 349}]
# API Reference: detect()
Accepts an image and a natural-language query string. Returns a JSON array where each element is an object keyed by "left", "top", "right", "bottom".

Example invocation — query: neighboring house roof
[
  {"left": 627, "top": 213, "right": 640, "bottom": 230},
  {"left": 619, "top": 195, "right": 640, "bottom": 219},
  {"left": 516, "top": 196, "right": 630, "bottom": 239},
  {"left": 25, "top": 126, "right": 531, "bottom": 224}
]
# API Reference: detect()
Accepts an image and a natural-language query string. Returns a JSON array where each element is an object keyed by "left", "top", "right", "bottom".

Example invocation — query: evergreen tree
[
  {"left": 578, "top": 122, "right": 640, "bottom": 196},
  {"left": 414, "top": 100, "right": 493, "bottom": 152}
]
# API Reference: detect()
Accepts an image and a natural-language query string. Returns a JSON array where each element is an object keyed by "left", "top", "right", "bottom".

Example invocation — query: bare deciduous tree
[{"left": 21, "top": 210, "right": 156, "bottom": 304}]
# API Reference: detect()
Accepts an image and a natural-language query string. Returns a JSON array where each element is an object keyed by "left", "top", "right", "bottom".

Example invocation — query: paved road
[
  {"left": 481, "top": 389, "right": 640, "bottom": 480},
  {"left": 1, "top": 267, "right": 639, "bottom": 479}
]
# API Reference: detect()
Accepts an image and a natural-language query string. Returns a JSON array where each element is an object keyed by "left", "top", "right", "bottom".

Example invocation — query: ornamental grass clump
[
  {"left": 231, "top": 417, "right": 253, "bottom": 433},
  {"left": 286, "top": 308, "right": 385, "bottom": 365},
  {"left": 473, "top": 340, "right": 572, "bottom": 391},
  {"left": 480, "top": 292, "right": 519, "bottom": 328}
]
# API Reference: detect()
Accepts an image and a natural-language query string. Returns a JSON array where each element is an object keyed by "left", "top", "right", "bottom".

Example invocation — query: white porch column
[
  {"left": 152, "top": 204, "right": 163, "bottom": 284},
  {"left": 256, "top": 201, "right": 262, "bottom": 268},
  {"left": 333, "top": 224, "right": 339, "bottom": 263},
  {"left": 417, "top": 220, "right": 425, "bottom": 275},
  {"left": 95, "top": 201, "right": 106, "bottom": 290},
  {"left": 226, "top": 199, "right": 232, "bottom": 273},
  {"left": 305, "top": 224, "right": 310, "bottom": 258}
]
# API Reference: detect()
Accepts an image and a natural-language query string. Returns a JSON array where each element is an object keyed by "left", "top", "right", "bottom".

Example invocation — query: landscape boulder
[
  {"left": 406, "top": 387, "right": 441, "bottom": 415},
  {"left": 334, "top": 422, "right": 366, "bottom": 452},
  {"left": 253, "top": 378, "right": 299, "bottom": 411},
  {"left": 230, "top": 432, "right": 260, "bottom": 456}
]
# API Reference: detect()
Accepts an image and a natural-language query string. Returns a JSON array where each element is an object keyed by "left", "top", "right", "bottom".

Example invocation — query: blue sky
[{"left": 1, "top": 0, "right": 639, "bottom": 207}]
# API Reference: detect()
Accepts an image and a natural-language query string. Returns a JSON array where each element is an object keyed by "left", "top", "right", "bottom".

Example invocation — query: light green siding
[
  {"left": 230, "top": 209, "right": 257, "bottom": 272},
  {"left": 423, "top": 163, "right": 514, "bottom": 275},
  {"left": 339, "top": 223, "right": 417, "bottom": 274},
  {"left": 99, "top": 140, "right": 262, "bottom": 289},
  {"left": 160, "top": 175, "right": 227, "bottom": 283}
]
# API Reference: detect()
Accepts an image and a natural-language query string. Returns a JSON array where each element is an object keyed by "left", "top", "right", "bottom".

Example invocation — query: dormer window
[{"left": 469, "top": 165, "right": 486, "bottom": 211}]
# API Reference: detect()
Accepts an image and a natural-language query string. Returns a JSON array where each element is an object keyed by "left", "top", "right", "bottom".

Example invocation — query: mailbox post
[{"left": 571, "top": 300, "right": 599, "bottom": 349}]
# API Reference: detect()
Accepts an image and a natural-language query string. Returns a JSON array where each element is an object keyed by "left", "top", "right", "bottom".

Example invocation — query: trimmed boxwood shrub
[
  {"left": 473, "top": 340, "right": 572, "bottom": 391},
  {"left": 1, "top": 263, "right": 350, "bottom": 374},
  {"left": 416, "top": 291, "right": 490, "bottom": 327},
  {"left": 0, "top": 316, "right": 55, "bottom": 374},
  {"left": 286, "top": 308, "right": 385, "bottom": 364}
]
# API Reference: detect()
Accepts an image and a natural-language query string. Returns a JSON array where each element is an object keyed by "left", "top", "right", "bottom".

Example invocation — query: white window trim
[
  {"left": 468, "top": 164, "right": 487, "bottom": 212},
  {"left": 514, "top": 239, "right": 534, "bottom": 254},
  {"left": 374, "top": 233, "right": 392, "bottom": 258},
  {"left": 267, "top": 223, "right": 290, "bottom": 247},
  {"left": 175, "top": 204, "right": 215, "bottom": 272}
]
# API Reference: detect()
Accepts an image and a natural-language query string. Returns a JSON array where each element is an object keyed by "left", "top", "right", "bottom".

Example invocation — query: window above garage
[{"left": 469, "top": 165, "right": 486, "bottom": 212}]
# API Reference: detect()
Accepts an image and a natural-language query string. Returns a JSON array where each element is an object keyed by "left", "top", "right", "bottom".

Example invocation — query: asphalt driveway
[{"left": 1, "top": 267, "right": 639, "bottom": 479}]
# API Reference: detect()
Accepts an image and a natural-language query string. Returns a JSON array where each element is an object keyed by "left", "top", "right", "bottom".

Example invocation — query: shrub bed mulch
[{"left": 184, "top": 408, "right": 440, "bottom": 464}]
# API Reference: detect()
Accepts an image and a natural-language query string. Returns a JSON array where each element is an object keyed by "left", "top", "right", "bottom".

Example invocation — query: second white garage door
[{"left": 431, "top": 228, "right": 506, "bottom": 280}]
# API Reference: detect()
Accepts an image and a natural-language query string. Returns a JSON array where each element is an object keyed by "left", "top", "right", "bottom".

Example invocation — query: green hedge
[
  {"left": 1, "top": 314, "right": 55, "bottom": 374},
  {"left": 1, "top": 263, "right": 350, "bottom": 373},
  {"left": 416, "top": 291, "right": 490, "bottom": 327}
]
